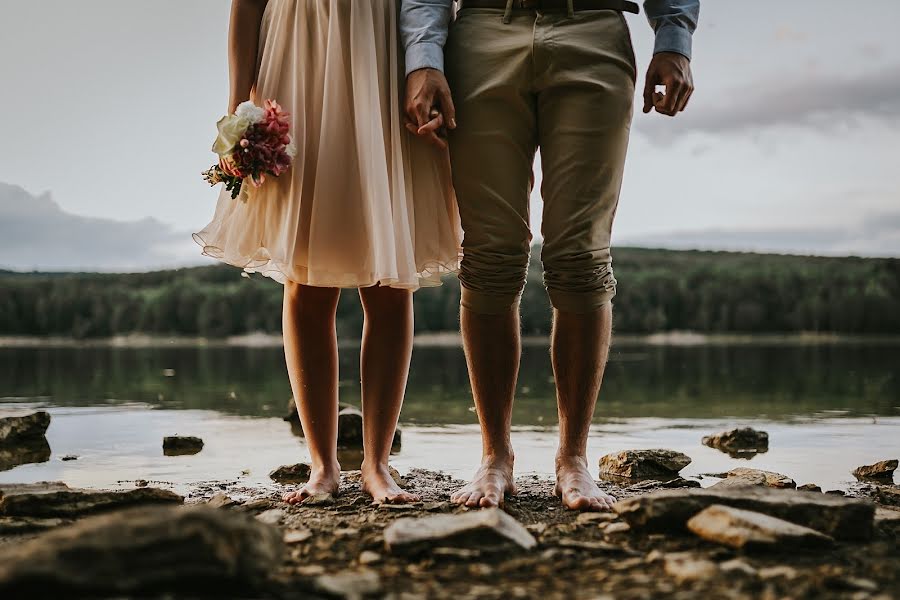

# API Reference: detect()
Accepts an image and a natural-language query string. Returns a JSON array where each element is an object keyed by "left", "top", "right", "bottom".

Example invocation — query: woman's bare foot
[
  {"left": 361, "top": 462, "right": 419, "bottom": 504},
  {"left": 282, "top": 465, "right": 340, "bottom": 505},
  {"left": 555, "top": 455, "right": 615, "bottom": 512},
  {"left": 450, "top": 455, "right": 516, "bottom": 508}
]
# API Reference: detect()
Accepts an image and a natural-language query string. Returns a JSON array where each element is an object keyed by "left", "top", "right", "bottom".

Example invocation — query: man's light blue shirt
[{"left": 400, "top": 0, "right": 700, "bottom": 75}]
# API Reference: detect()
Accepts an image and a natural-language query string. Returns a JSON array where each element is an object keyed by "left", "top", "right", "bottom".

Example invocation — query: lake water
[{"left": 1, "top": 340, "right": 898, "bottom": 494}]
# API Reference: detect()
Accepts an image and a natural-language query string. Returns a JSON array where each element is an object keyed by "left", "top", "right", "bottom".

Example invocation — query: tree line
[{"left": 1, "top": 247, "right": 898, "bottom": 339}]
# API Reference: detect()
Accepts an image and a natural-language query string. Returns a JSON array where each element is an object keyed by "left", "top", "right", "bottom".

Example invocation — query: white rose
[
  {"left": 285, "top": 136, "right": 297, "bottom": 159},
  {"left": 235, "top": 101, "right": 266, "bottom": 124}
]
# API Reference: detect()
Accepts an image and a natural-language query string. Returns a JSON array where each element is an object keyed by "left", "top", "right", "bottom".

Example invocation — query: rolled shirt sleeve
[
  {"left": 400, "top": 0, "right": 454, "bottom": 75},
  {"left": 643, "top": 0, "right": 700, "bottom": 59}
]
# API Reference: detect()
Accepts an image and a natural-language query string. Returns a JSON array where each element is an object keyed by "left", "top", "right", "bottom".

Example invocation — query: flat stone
[
  {"left": 0, "top": 505, "right": 284, "bottom": 596},
  {"left": 687, "top": 504, "right": 834, "bottom": 550},
  {"left": 358, "top": 551, "right": 382, "bottom": 565},
  {"left": 283, "top": 528, "right": 313, "bottom": 544},
  {"left": 711, "top": 468, "right": 796, "bottom": 489},
  {"left": 0, "top": 484, "right": 183, "bottom": 518},
  {"left": 797, "top": 484, "right": 822, "bottom": 492},
  {"left": 663, "top": 553, "right": 718, "bottom": 584},
  {"left": 207, "top": 493, "right": 237, "bottom": 509},
  {"left": 852, "top": 459, "right": 898, "bottom": 481},
  {"left": 576, "top": 512, "right": 617, "bottom": 525},
  {"left": 255, "top": 509, "right": 285, "bottom": 525},
  {"left": 0, "top": 516, "right": 69, "bottom": 534},
  {"left": 269, "top": 463, "right": 311, "bottom": 484},
  {"left": 162, "top": 436, "right": 203, "bottom": 456},
  {"left": 384, "top": 508, "right": 537, "bottom": 554},
  {"left": 0, "top": 411, "right": 51, "bottom": 445},
  {"left": 0, "top": 439, "right": 51, "bottom": 472},
  {"left": 613, "top": 486, "right": 875, "bottom": 541},
  {"left": 602, "top": 522, "right": 632, "bottom": 535},
  {"left": 758, "top": 565, "right": 800, "bottom": 580},
  {"left": 702, "top": 427, "right": 769, "bottom": 457},
  {"left": 313, "top": 569, "right": 382, "bottom": 600},
  {"left": 719, "top": 558, "right": 757, "bottom": 577},
  {"left": 598, "top": 449, "right": 692, "bottom": 480}
]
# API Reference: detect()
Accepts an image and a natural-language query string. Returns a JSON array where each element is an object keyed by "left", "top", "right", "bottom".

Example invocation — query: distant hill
[
  {"left": 1, "top": 248, "right": 898, "bottom": 338},
  {"left": 0, "top": 183, "right": 201, "bottom": 272}
]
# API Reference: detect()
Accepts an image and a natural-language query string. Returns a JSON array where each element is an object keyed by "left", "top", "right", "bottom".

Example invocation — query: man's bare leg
[
  {"left": 553, "top": 303, "right": 616, "bottom": 512},
  {"left": 358, "top": 286, "right": 419, "bottom": 504},
  {"left": 282, "top": 282, "right": 342, "bottom": 504},
  {"left": 450, "top": 305, "right": 518, "bottom": 508}
]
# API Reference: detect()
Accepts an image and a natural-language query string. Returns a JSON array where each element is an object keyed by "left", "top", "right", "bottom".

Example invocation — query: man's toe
[
  {"left": 480, "top": 491, "right": 501, "bottom": 507},
  {"left": 465, "top": 492, "right": 484, "bottom": 507}
]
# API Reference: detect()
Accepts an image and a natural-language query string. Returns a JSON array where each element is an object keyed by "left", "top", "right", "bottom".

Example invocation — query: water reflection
[{"left": 1, "top": 342, "right": 897, "bottom": 423}]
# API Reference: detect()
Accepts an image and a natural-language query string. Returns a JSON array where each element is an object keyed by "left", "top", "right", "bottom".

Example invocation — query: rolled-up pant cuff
[
  {"left": 547, "top": 288, "right": 617, "bottom": 314},
  {"left": 460, "top": 286, "right": 523, "bottom": 315}
]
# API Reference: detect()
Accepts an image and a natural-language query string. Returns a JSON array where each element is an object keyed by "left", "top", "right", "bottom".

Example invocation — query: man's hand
[
  {"left": 643, "top": 52, "right": 694, "bottom": 117},
  {"left": 405, "top": 68, "right": 456, "bottom": 149}
]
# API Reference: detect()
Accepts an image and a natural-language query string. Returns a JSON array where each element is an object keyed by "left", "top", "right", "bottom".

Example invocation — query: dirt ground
[{"left": 186, "top": 469, "right": 900, "bottom": 600}]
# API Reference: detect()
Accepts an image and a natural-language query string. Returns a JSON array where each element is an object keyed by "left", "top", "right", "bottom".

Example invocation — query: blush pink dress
[{"left": 194, "top": 0, "right": 462, "bottom": 289}]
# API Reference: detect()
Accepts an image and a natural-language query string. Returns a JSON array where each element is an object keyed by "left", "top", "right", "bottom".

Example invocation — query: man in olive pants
[{"left": 401, "top": 0, "right": 699, "bottom": 511}]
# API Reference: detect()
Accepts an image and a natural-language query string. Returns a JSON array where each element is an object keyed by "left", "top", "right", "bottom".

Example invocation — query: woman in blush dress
[{"left": 194, "top": 0, "right": 461, "bottom": 503}]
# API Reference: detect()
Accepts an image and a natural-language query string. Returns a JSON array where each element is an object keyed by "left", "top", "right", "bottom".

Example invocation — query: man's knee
[
  {"left": 543, "top": 260, "right": 617, "bottom": 314},
  {"left": 459, "top": 250, "right": 529, "bottom": 315}
]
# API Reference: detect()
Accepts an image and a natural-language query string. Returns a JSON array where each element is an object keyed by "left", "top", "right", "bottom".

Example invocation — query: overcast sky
[{"left": 1, "top": 0, "right": 898, "bottom": 269}]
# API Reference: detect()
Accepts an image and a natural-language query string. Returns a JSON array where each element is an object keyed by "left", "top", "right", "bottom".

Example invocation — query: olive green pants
[{"left": 445, "top": 8, "right": 636, "bottom": 314}]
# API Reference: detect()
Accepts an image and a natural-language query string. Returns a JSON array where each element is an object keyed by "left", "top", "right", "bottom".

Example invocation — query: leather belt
[{"left": 457, "top": 0, "right": 640, "bottom": 14}]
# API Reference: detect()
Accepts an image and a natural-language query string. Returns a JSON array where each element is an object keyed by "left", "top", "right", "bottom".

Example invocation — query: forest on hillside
[{"left": 1, "top": 248, "right": 898, "bottom": 339}]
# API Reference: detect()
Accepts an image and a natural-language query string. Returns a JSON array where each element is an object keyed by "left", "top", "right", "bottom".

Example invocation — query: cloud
[
  {"left": 616, "top": 212, "right": 900, "bottom": 257},
  {"left": 0, "top": 183, "right": 204, "bottom": 272},
  {"left": 635, "top": 63, "right": 900, "bottom": 139}
]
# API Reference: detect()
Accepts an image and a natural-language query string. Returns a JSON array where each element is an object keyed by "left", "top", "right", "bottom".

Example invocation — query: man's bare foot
[
  {"left": 555, "top": 455, "right": 615, "bottom": 512},
  {"left": 282, "top": 465, "right": 340, "bottom": 505},
  {"left": 450, "top": 455, "right": 516, "bottom": 508},
  {"left": 361, "top": 462, "right": 420, "bottom": 504}
]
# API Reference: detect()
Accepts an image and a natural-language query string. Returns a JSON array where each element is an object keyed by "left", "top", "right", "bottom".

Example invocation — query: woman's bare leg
[
  {"left": 358, "top": 285, "right": 419, "bottom": 503},
  {"left": 282, "top": 282, "right": 342, "bottom": 504}
]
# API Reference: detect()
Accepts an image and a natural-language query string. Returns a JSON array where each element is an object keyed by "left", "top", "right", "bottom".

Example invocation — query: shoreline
[{"left": 3, "top": 331, "right": 900, "bottom": 349}]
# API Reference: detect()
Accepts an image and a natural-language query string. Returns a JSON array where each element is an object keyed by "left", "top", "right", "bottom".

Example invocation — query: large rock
[
  {"left": 710, "top": 468, "right": 796, "bottom": 489},
  {"left": 687, "top": 504, "right": 834, "bottom": 550},
  {"left": 852, "top": 459, "right": 897, "bottom": 481},
  {"left": 702, "top": 427, "right": 768, "bottom": 457},
  {"left": 162, "top": 436, "right": 204, "bottom": 456},
  {"left": 384, "top": 508, "right": 537, "bottom": 554},
  {"left": 0, "top": 482, "right": 183, "bottom": 518},
  {"left": 285, "top": 400, "right": 401, "bottom": 449},
  {"left": 0, "top": 411, "right": 51, "bottom": 445},
  {"left": 598, "top": 449, "right": 692, "bottom": 480},
  {"left": 613, "top": 486, "right": 874, "bottom": 541},
  {"left": 269, "top": 463, "right": 311, "bottom": 484},
  {"left": 0, "top": 505, "right": 284, "bottom": 596},
  {"left": 0, "top": 438, "right": 51, "bottom": 472}
]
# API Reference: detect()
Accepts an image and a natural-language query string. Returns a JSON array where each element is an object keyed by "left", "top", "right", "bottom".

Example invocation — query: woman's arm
[{"left": 228, "top": 0, "right": 269, "bottom": 113}]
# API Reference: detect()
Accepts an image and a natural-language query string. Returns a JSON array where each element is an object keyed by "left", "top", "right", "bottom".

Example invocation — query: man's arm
[
  {"left": 400, "top": 0, "right": 453, "bottom": 75},
  {"left": 400, "top": 0, "right": 456, "bottom": 147},
  {"left": 642, "top": 0, "right": 700, "bottom": 117}
]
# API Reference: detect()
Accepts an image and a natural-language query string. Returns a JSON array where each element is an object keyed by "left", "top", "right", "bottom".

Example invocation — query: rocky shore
[
  {"left": 1, "top": 414, "right": 897, "bottom": 598},
  {"left": 0, "top": 468, "right": 897, "bottom": 599}
]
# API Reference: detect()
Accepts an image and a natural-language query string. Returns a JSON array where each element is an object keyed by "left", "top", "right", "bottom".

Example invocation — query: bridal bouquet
[{"left": 202, "top": 100, "right": 296, "bottom": 201}]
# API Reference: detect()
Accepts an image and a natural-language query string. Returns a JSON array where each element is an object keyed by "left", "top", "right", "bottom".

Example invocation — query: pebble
[
  {"left": 358, "top": 550, "right": 382, "bottom": 565},
  {"left": 663, "top": 553, "right": 718, "bottom": 584},
  {"left": 283, "top": 529, "right": 313, "bottom": 544},
  {"left": 255, "top": 509, "right": 285, "bottom": 525},
  {"left": 719, "top": 558, "right": 757, "bottom": 577}
]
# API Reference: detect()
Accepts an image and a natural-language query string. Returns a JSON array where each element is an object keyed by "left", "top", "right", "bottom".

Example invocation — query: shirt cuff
[
  {"left": 654, "top": 25, "right": 693, "bottom": 60},
  {"left": 405, "top": 41, "right": 445, "bottom": 76}
]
